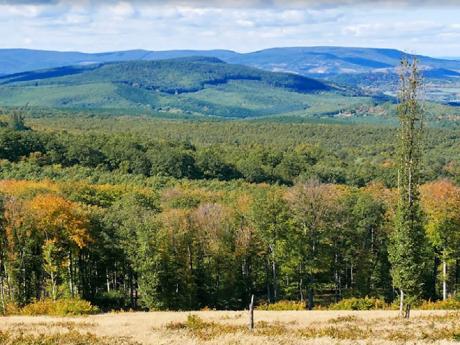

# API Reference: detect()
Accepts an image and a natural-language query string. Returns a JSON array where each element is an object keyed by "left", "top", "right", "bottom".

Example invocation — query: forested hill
[
  {"left": 0, "top": 57, "right": 370, "bottom": 118},
  {"left": 0, "top": 57, "right": 331, "bottom": 94},
  {"left": 2, "top": 47, "right": 459, "bottom": 105}
]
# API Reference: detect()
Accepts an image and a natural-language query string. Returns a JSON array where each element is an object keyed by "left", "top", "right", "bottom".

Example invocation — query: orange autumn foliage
[
  {"left": 27, "top": 194, "right": 91, "bottom": 249},
  {"left": 420, "top": 179, "right": 460, "bottom": 250}
]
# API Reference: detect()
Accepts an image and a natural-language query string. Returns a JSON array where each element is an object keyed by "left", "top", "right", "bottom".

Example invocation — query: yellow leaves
[
  {"left": 421, "top": 180, "right": 460, "bottom": 214},
  {"left": 0, "top": 180, "right": 59, "bottom": 197},
  {"left": 160, "top": 208, "right": 192, "bottom": 237},
  {"left": 27, "top": 194, "right": 91, "bottom": 249},
  {"left": 233, "top": 193, "right": 252, "bottom": 214},
  {"left": 364, "top": 182, "right": 397, "bottom": 218},
  {"left": 0, "top": 179, "right": 155, "bottom": 207},
  {"left": 3, "top": 196, "right": 34, "bottom": 259},
  {"left": 420, "top": 179, "right": 460, "bottom": 249}
]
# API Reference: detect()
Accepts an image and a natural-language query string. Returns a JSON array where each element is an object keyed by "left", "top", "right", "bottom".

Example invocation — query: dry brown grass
[{"left": 0, "top": 310, "right": 459, "bottom": 345}]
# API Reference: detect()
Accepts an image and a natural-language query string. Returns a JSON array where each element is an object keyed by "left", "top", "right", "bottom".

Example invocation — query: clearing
[{"left": 0, "top": 310, "right": 459, "bottom": 345}]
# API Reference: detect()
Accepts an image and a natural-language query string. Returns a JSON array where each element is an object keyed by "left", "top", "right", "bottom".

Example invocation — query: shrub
[
  {"left": 165, "top": 314, "right": 242, "bottom": 340},
  {"left": 418, "top": 299, "right": 460, "bottom": 310},
  {"left": 329, "top": 297, "right": 387, "bottom": 310},
  {"left": 186, "top": 314, "right": 206, "bottom": 330},
  {"left": 256, "top": 300, "right": 306, "bottom": 311},
  {"left": 1, "top": 302, "right": 21, "bottom": 316},
  {"left": 20, "top": 298, "right": 99, "bottom": 316}
]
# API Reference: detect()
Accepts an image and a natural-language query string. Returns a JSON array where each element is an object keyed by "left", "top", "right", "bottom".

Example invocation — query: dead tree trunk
[
  {"left": 399, "top": 289, "right": 404, "bottom": 317},
  {"left": 442, "top": 259, "right": 447, "bottom": 301},
  {"left": 0, "top": 277, "right": 5, "bottom": 315},
  {"left": 248, "top": 294, "right": 254, "bottom": 331}
]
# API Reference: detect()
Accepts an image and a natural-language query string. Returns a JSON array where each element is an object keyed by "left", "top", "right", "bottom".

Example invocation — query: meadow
[{"left": 0, "top": 310, "right": 459, "bottom": 345}]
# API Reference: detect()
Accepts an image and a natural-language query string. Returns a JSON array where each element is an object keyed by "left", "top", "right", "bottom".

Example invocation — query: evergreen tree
[{"left": 389, "top": 58, "right": 426, "bottom": 318}]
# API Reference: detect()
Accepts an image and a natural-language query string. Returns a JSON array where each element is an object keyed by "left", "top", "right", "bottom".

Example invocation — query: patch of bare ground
[{"left": 0, "top": 310, "right": 458, "bottom": 344}]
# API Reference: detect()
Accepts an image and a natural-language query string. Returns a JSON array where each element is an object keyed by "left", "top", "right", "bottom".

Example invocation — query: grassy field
[{"left": 0, "top": 310, "right": 459, "bottom": 344}]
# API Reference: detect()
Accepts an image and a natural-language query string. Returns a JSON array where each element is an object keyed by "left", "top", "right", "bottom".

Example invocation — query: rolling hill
[
  {"left": 2, "top": 47, "right": 459, "bottom": 104},
  {"left": 0, "top": 57, "right": 379, "bottom": 119}
]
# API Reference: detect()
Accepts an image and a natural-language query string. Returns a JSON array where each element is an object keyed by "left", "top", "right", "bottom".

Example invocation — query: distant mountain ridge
[
  {"left": 1, "top": 47, "right": 458, "bottom": 118},
  {"left": 0, "top": 48, "right": 240, "bottom": 75},
  {"left": 2, "top": 46, "right": 459, "bottom": 77}
]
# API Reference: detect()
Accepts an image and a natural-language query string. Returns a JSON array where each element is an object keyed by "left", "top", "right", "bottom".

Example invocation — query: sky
[{"left": 0, "top": 0, "right": 459, "bottom": 57}]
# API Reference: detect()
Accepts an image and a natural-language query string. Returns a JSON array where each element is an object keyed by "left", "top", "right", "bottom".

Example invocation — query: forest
[{"left": 0, "top": 103, "right": 459, "bottom": 313}]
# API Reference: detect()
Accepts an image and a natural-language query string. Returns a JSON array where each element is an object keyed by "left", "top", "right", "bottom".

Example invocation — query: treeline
[
  {"left": 0, "top": 179, "right": 458, "bottom": 311},
  {"left": 1, "top": 124, "right": 459, "bottom": 187}
]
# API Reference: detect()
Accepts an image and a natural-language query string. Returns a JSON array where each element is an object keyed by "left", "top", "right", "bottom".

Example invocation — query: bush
[
  {"left": 0, "top": 302, "right": 20, "bottom": 316},
  {"left": 186, "top": 314, "right": 206, "bottom": 330},
  {"left": 329, "top": 297, "right": 388, "bottom": 310},
  {"left": 20, "top": 298, "right": 99, "bottom": 316},
  {"left": 256, "top": 300, "right": 306, "bottom": 311},
  {"left": 165, "top": 314, "right": 241, "bottom": 340},
  {"left": 418, "top": 299, "right": 460, "bottom": 310}
]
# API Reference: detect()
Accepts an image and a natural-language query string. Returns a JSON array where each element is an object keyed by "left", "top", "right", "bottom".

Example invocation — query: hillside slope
[
  {"left": 2, "top": 47, "right": 459, "bottom": 104},
  {"left": 0, "top": 57, "right": 376, "bottom": 119}
]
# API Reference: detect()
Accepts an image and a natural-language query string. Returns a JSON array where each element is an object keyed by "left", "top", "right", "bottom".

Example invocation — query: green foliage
[
  {"left": 0, "top": 104, "right": 458, "bottom": 312},
  {"left": 7, "top": 109, "right": 30, "bottom": 131},
  {"left": 389, "top": 59, "right": 427, "bottom": 305},
  {"left": 91, "top": 291, "right": 131, "bottom": 311}
]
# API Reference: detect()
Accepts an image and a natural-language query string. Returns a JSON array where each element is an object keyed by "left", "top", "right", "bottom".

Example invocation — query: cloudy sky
[{"left": 0, "top": 0, "right": 459, "bottom": 57}]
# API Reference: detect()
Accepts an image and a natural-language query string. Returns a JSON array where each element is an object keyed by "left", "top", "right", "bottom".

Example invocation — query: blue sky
[{"left": 0, "top": 0, "right": 459, "bottom": 57}]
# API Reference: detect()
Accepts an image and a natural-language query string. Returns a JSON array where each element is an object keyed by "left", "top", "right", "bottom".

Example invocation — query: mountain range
[
  {"left": 2, "top": 47, "right": 460, "bottom": 81},
  {"left": 0, "top": 46, "right": 458, "bottom": 119}
]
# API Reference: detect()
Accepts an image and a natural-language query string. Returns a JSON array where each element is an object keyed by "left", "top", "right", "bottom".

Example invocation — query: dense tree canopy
[
  {"left": 0, "top": 177, "right": 457, "bottom": 311},
  {"left": 0, "top": 111, "right": 458, "bottom": 311}
]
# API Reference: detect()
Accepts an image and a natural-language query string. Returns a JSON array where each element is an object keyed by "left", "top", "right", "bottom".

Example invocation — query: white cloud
[
  {"left": 107, "top": 1, "right": 135, "bottom": 18},
  {"left": 0, "top": 1, "right": 459, "bottom": 56},
  {"left": 342, "top": 21, "right": 445, "bottom": 38},
  {"left": 0, "top": 4, "right": 45, "bottom": 17}
]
